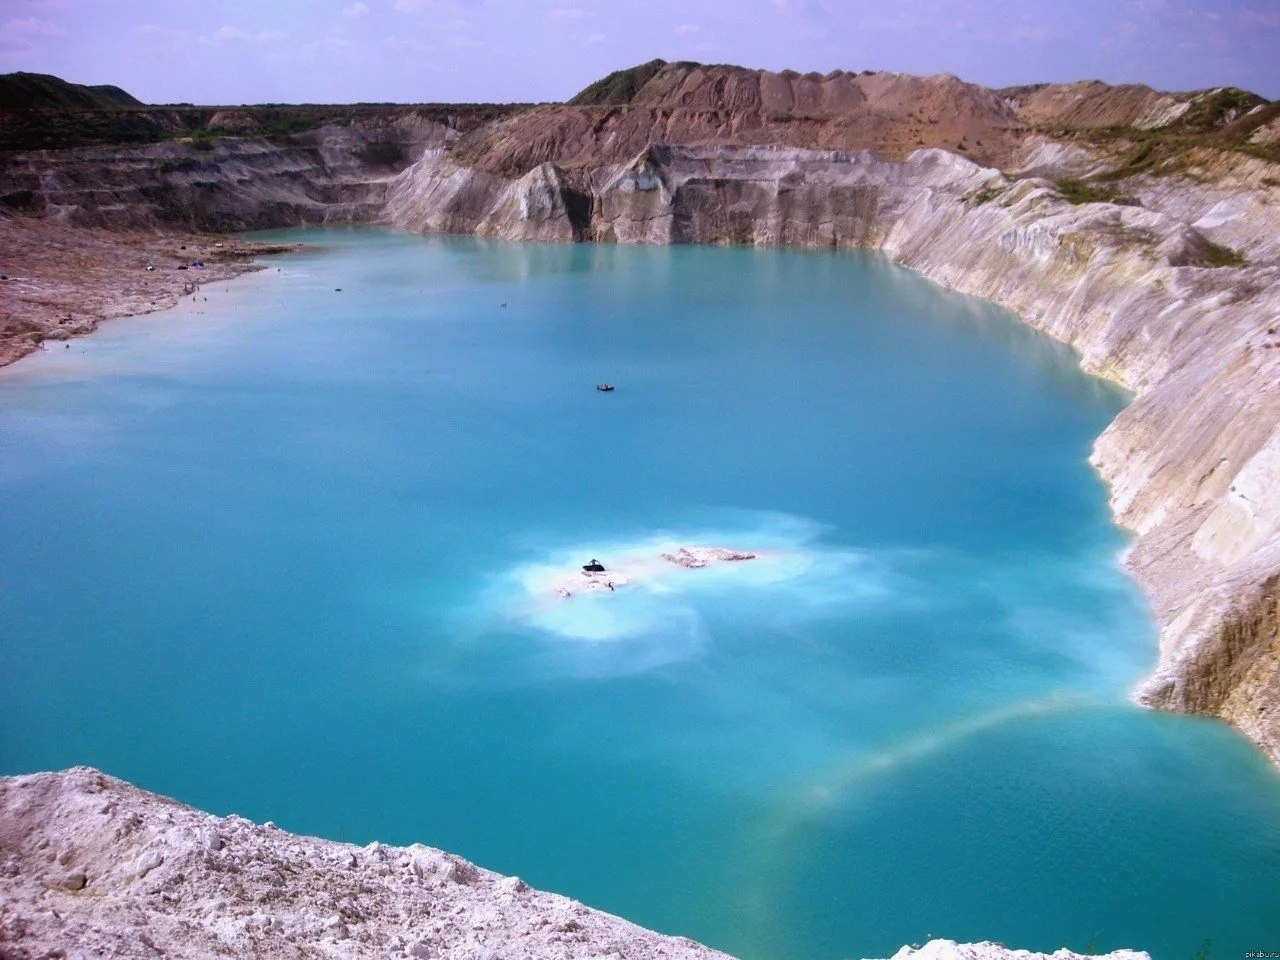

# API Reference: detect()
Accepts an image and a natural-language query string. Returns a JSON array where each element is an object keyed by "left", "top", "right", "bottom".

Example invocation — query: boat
[{"left": 596, "top": 384, "right": 614, "bottom": 392}]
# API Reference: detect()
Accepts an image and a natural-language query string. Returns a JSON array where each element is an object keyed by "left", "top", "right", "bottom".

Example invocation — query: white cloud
[
  {"left": 134, "top": 23, "right": 194, "bottom": 45},
  {"left": 200, "top": 25, "right": 285, "bottom": 45},
  {"left": 1239, "top": 8, "right": 1280, "bottom": 29},
  {"left": 674, "top": 23, "right": 699, "bottom": 36},
  {"left": 0, "top": 14, "right": 65, "bottom": 52},
  {"left": 4, "top": 15, "right": 65, "bottom": 37},
  {"left": 769, "top": 0, "right": 830, "bottom": 18},
  {"left": 548, "top": 6, "right": 585, "bottom": 18},
  {"left": 342, "top": 2, "right": 371, "bottom": 19},
  {"left": 584, "top": 31, "right": 605, "bottom": 43},
  {"left": 383, "top": 33, "right": 430, "bottom": 51},
  {"left": 136, "top": 23, "right": 191, "bottom": 37},
  {"left": 391, "top": 0, "right": 472, "bottom": 20},
  {"left": 295, "top": 36, "right": 359, "bottom": 57},
  {"left": 1009, "top": 21, "right": 1050, "bottom": 42}
]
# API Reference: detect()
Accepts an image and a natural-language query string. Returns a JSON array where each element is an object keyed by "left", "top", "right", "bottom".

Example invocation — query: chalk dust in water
[{"left": 2, "top": 228, "right": 1280, "bottom": 960}]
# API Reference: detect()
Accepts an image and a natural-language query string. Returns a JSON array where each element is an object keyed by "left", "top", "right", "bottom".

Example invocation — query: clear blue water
[{"left": 3, "top": 228, "right": 1280, "bottom": 960}]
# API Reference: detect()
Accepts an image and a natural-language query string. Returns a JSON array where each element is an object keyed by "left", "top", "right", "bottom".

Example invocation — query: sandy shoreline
[{"left": 0, "top": 218, "right": 294, "bottom": 367}]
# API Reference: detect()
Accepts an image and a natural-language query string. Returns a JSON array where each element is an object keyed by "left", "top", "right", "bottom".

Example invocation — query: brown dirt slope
[
  {"left": 999, "top": 81, "right": 1169, "bottom": 129},
  {"left": 453, "top": 61, "right": 1030, "bottom": 176}
]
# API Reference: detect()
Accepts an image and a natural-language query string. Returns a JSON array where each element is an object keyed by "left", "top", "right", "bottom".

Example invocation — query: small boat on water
[{"left": 596, "top": 384, "right": 614, "bottom": 392}]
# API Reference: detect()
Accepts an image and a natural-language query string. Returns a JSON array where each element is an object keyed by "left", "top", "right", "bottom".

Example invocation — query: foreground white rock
[
  {"left": 0, "top": 769, "right": 1149, "bottom": 960},
  {"left": 0, "top": 768, "right": 729, "bottom": 960}
]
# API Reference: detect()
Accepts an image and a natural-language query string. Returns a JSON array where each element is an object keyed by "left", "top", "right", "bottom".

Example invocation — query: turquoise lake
[{"left": 3, "top": 228, "right": 1280, "bottom": 959}]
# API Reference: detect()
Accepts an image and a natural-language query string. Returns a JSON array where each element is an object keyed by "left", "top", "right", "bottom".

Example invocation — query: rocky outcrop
[
  {"left": 554, "top": 568, "right": 632, "bottom": 597},
  {"left": 660, "top": 547, "right": 757, "bottom": 568},
  {"left": 548, "top": 546, "right": 758, "bottom": 597},
  {"left": 0, "top": 768, "right": 1149, "bottom": 960}
]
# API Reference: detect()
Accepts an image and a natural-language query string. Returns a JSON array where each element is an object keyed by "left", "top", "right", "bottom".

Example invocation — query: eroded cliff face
[
  {"left": 0, "top": 112, "right": 460, "bottom": 230},
  {"left": 382, "top": 140, "right": 1280, "bottom": 763}
]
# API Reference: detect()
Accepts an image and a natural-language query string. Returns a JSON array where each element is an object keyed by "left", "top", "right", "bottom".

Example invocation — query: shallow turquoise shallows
[{"left": 4, "top": 228, "right": 1280, "bottom": 960}]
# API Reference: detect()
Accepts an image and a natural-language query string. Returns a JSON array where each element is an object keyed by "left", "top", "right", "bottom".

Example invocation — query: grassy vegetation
[
  {"left": 966, "top": 185, "right": 1002, "bottom": 206},
  {"left": 256, "top": 112, "right": 332, "bottom": 140},
  {"left": 0, "top": 71, "right": 142, "bottom": 110},
  {"left": 1042, "top": 87, "right": 1280, "bottom": 180},
  {"left": 1095, "top": 139, "right": 1168, "bottom": 179},
  {"left": 1178, "top": 87, "right": 1266, "bottom": 133},
  {"left": 567, "top": 59, "right": 671, "bottom": 106},
  {"left": 0, "top": 101, "right": 530, "bottom": 151},
  {"left": 1198, "top": 240, "right": 1247, "bottom": 268},
  {"left": 1053, "top": 178, "right": 1141, "bottom": 206},
  {"left": 188, "top": 128, "right": 216, "bottom": 151},
  {"left": 1232, "top": 140, "right": 1280, "bottom": 164}
]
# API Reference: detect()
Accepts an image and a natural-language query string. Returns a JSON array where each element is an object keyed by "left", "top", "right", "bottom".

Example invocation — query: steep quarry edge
[
  {"left": 384, "top": 142, "right": 1280, "bottom": 764},
  {"left": 0, "top": 767, "right": 1150, "bottom": 960}
]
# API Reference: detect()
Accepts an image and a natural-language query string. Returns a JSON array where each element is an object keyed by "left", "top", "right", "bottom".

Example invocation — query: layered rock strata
[
  {"left": 0, "top": 114, "right": 456, "bottom": 230},
  {"left": 0, "top": 109, "right": 477, "bottom": 362},
  {"left": 0, "top": 768, "right": 1149, "bottom": 960}
]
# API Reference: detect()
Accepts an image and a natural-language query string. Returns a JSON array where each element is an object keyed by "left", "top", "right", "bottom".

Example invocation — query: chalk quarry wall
[
  {"left": 4, "top": 130, "right": 1279, "bottom": 762},
  {"left": 384, "top": 142, "right": 1280, "bottom": 763},
  {"left": 0, "top": 113, "right": 460, "bottom": 230},
  {"left": 2, "top": 121, "right": 1271, "bottom": 960}
]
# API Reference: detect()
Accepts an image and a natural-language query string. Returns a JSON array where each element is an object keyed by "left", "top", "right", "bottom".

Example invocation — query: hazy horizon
[{"left": 2, "top": 0, "right": 1278, "bottom": 105}]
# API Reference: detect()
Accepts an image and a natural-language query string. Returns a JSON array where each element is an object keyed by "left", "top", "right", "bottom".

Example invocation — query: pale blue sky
[{"left": 3, "top": 0, "right": 1277, "bottom": 104}]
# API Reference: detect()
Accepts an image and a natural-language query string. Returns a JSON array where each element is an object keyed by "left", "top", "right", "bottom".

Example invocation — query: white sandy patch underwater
[{"left": 472, "top": 512, "right": 922, "bottom": 661}]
